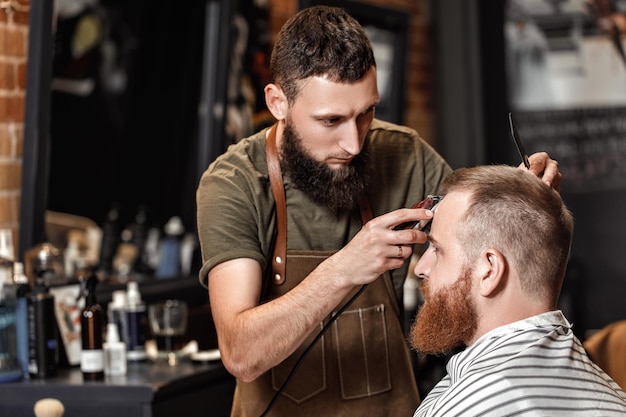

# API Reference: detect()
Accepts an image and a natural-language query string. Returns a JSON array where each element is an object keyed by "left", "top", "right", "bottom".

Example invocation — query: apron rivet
[
  {"left": 274, "top": 273, "right": 281, "bottom": 282},
  {"left": 275, "top": 256, "right": 283, "bottom": 264}
]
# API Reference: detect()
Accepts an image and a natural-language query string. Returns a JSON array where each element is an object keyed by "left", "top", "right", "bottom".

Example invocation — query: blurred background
[{"left": 2, "top": 0, "right": 626, "bottom": 372}]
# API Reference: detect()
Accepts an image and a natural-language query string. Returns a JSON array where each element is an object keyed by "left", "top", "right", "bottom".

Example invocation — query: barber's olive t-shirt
[{"left": 196, "top": 119, "right": 452, "bottom": 302}]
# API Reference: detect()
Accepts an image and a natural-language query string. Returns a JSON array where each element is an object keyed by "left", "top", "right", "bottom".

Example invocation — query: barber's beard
[
  {"left": 410, "top": 267, "right": 478, "bottom": 355},
  {"left": 280, "top": 120, "right": 370, "bottom": 211}
]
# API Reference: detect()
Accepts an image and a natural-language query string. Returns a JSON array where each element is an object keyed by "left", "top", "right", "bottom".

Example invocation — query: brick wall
[{"left": 0, "top": 1, "right": 29, "bottom": 255}]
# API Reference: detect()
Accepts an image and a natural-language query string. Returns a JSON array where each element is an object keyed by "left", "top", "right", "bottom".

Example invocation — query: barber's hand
[
  {"left": 329, "top": 208, "right": 432, "bottom": 286},
  {"left": 521, "top": 152, "right": 562, "bottom": 192}
]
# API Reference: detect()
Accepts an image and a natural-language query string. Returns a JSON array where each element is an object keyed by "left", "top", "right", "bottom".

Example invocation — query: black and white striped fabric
[{"left": 414, "top": 311, "right": 626, "bottom": 417}]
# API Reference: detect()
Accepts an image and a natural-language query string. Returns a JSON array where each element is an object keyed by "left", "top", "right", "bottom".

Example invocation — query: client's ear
[{"left": 477, "top": 248, "right": 507, "bottom": 297}]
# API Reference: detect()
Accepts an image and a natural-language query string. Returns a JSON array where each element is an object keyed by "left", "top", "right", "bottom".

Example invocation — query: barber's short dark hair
[{"left": 270, "top": 6, "right": 376, "bottom": 103}]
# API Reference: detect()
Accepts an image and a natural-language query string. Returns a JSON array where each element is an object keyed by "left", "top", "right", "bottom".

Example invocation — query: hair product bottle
[
  {"left": 12, "top": 262, "right": 31, "bottom": 379},
  {"left": 0, "top": 278, "right": 22, "bottom": 382},
  {"left": 103, "top": 322, "right": 127, "bottom": 376},
  {"left": 25, "top": 242, "right": 66, "bottom": 287},
  {"left": 27, "top": 283, "right": 58, "bottom": 379},
  {"left": 124, "top": 282, "right": 148, "bottom": 361},
  {"left": 0, "top": 228, "right": 15, "bottom": 292},
  {"left": 107, "top": 290, "right": 126, "bottom": 342},
  {"left": 80, "top": 272, "right": 104, "bottom": 380},
  {"left": 156, "top": 216, "right": 184, "bottom": 278}
]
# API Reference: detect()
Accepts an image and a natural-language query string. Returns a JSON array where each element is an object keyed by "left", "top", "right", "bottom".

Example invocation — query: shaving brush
[{"left": 33, "top": 398, "right": 64, "bottom": 417}]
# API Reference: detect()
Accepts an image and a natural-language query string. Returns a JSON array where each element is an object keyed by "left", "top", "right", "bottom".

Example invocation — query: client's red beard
[{"left": 410, "top": 267, "right": 478, "bottom": 355}]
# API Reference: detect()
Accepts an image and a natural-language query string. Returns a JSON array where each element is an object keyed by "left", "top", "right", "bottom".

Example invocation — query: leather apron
[{"left": 230, "top": 126, "right": 420, "bottom": 417}]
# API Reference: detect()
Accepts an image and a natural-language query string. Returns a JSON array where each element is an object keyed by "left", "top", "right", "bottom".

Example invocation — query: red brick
[
  {"left": 11, "top": 6, "right": 30, "bottom": 26},
  {"left": 0, "top": 162, "right": 21, "bottom": 189},
  {"left": 0, "top": 25, "right": 26, "bottom": 57},
  {"left": 0, "top": 60, "right": 16, "bottom": 89},
  {"left": 0, "top": 94, "right": 24, "bottom": 122},
  {"left": 0, "top": 194, "right": 19, "bottom": 227},
  {"left": 0, "top": 196, "right": 14, "bottom": 224}
]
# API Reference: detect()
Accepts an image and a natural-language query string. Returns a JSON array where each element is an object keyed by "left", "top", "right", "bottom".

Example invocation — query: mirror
[{"left": 19, "top": 0, "right": 235, "bottom": 270}]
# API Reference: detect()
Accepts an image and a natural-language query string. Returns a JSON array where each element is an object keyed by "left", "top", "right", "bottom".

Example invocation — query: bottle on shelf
[
  {"left": 27, "top": 267, "right": 58, "bottom": 379},
  {"left": 156, "top": 216, "right": 184, "bottom": 279},
  {"left": 123, "top": 281, "right": 148, "bottom": 361},
  {"left": 63, "top": 231, "right": 83, "bottom": 281},
  {"left": 12, "top": 262, "right": 30, "bottom": 379},
  {"left": 24, "top": 241, "right": 66, "bottom": 288},
  {"left": 0, "top": 228, "right": 14, "bottom": 296},
  {"left": 0, "top": 273, "right": 22, "bottom": 383},
  {"left": 112, "top": 228, "right": 139, "bottom": 280},
  {"left": 143, "top": 228, "right": 160, "bottom": 272},
  {"left": 180, "top": 232, "right": 198, "bottom": 277},
  {"left": 103, "top": 322, "right": 127, "bottom": 377},
  {"left": 107, "top": 290, "right": 126, "bottom": 342},
  {"left": 80, "top": 272, "right": 104, "bottom": 381}
]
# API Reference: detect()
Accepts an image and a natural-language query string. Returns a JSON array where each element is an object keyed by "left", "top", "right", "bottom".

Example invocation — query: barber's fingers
[{"left": 524, "top": 152, "right": 562, "bottom": 192}]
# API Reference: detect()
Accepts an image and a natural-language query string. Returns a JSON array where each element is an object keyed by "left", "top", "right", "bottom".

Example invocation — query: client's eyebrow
[{"left": 427, "top": 234, "right": 440, "bottom": 247}]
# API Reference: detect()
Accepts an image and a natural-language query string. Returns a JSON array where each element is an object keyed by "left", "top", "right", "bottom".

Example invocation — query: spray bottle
[
  {"left": 124, "top": 281, "right": 148, "bottom": 361},
  {"left": 103, "top": 322, "right": 127, "bottom": 376},
  {"left": 107, "top": 290, "right": 126, "bottom": 343}
]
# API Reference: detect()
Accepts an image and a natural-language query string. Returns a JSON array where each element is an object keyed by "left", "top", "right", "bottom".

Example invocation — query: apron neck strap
[{"left": 266, "top": 123, "right": 373, "bottom": 284}]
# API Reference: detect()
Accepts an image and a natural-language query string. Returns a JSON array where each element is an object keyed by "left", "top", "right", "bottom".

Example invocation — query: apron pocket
[
  {"left": 333, "top": 303, "right": 392, "bottom": 399},
  {"left": 271, "top": 323, "right": 326, "bottom": 404}
]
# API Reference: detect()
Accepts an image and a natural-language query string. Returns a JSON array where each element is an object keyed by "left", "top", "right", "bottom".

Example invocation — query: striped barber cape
[{"left": 413, "top": 311, "right": 626, "bottom": 417}]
